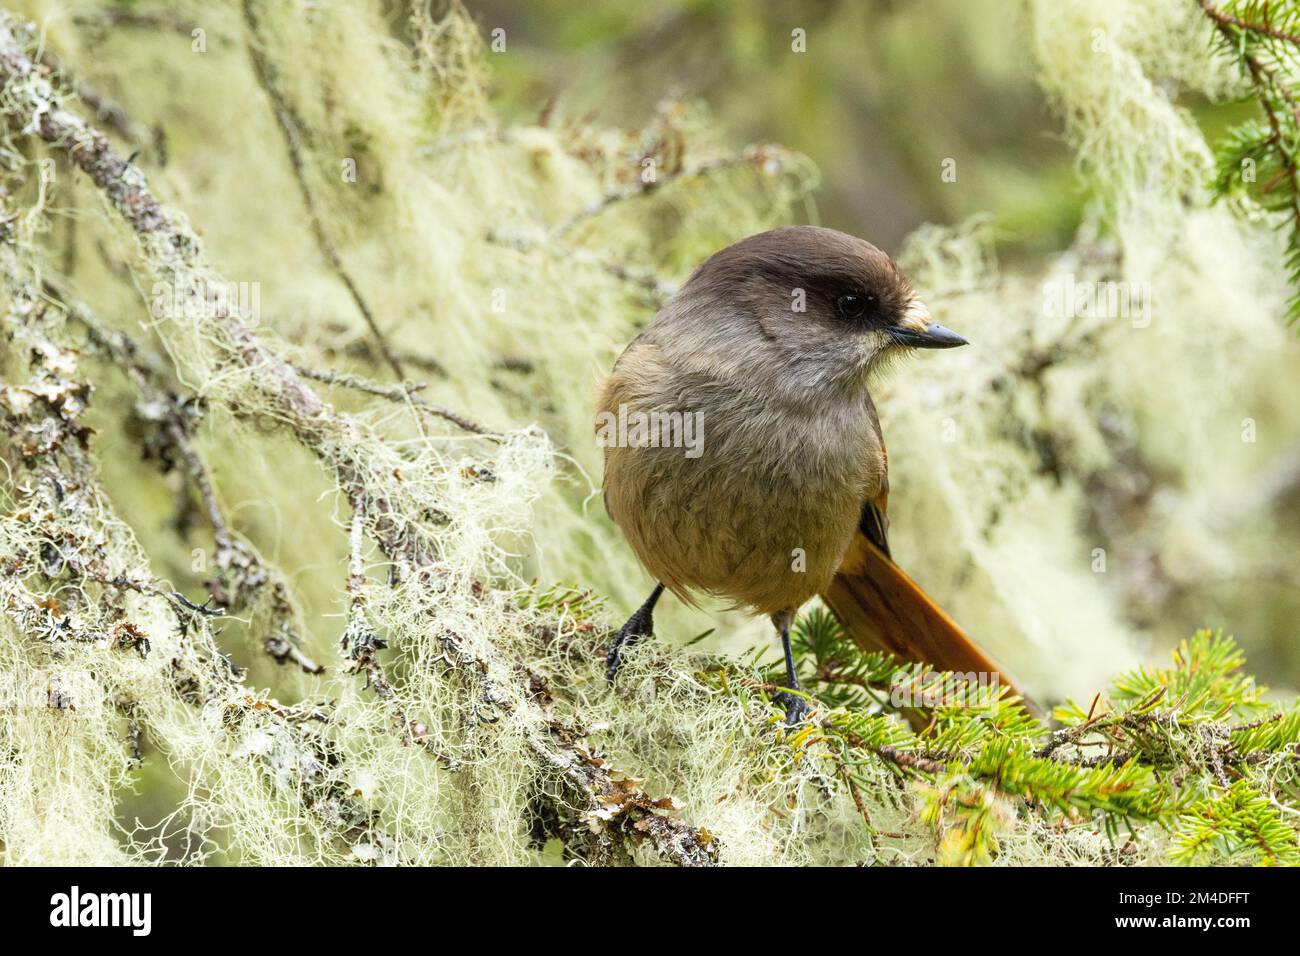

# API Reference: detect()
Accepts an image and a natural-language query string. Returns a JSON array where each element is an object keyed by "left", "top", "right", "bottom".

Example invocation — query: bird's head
[{"left": 670, "top": 225, "right": 966, "bottom": 391}]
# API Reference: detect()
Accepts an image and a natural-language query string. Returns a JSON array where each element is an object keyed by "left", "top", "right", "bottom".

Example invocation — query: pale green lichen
[{"left": 0, "top": 0, "right": 1295, "bottom": 867}]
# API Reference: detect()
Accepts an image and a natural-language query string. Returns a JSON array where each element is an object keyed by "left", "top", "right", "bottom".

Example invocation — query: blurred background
[
  {"left": 461, "top": 0, "right": 1300, "bottom": 692},
  {"left": 477, "top": 0, "right": 1232, "bottom": 259}
]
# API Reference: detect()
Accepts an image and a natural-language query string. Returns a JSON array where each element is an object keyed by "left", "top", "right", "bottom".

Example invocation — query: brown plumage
[
  {"left": 597, "top": 226, "right": 1022, "bottom": 720},
  {"left": 824, "top": 512, "right": 1023, "bottom": 694}
]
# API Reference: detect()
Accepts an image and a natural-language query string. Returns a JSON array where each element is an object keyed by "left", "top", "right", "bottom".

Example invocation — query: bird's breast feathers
[{"left": 599, "top": 359, "right": 885, "bottom": 611}]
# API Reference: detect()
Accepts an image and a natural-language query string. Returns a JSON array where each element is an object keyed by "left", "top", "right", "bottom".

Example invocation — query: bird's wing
[
  {"left": 859, "top": 459, "right": 891, "bottom": 560},
  {"left": 820, "top": 447, "right": 1027, "bottom": 702}
]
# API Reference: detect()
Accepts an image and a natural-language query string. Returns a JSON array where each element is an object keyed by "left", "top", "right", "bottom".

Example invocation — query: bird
[{"left": 596, "top": 225, "right": 1022, "bottom": 723}]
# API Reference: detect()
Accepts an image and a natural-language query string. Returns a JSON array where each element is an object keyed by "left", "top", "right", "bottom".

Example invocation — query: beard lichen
[{"left": 0, "top": 0, "right": 1296, "bottom": 867}]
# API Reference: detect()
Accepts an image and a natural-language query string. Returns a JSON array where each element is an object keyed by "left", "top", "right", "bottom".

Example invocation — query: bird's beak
[{"left": 890, "top": 299, "right": 968, "bottom": 349}]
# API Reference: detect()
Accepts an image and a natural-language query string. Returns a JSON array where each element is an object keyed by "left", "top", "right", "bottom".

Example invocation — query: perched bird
[{"left": 597, "top": 226, "right": 1020, "bottom": 722}]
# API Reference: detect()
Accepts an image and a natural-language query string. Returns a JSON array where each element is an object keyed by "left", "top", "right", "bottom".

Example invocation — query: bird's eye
[{"left": 836, "top": 292, "right": 874, "bottom": 319}]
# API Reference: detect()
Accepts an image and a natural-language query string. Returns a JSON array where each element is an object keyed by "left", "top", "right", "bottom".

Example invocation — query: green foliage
[
  {"left": 1173, "top": 781, "right": 1300, "bottom": 865},
  {"left": 1105, "top": 629, "right": 1266, "bottom": 716},
  {"left": 1206, "top": 0, "right": 1300, "bottom": 320},
  {"left": 744, "top": 614, "right": 1300, "bottom": 866}
]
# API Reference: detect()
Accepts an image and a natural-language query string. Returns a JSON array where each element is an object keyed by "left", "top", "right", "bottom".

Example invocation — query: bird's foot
[
  {"left": 777, "top": 690, "right": 811, "bottom": 726},
  {"left": 605, "top": 608, "right": 654, "bottom": 682}
]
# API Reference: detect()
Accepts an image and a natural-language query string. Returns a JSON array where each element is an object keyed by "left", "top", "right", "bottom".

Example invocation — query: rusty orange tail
[{"left": 821, "top": 531, "right": 1027, "bottom": 702}]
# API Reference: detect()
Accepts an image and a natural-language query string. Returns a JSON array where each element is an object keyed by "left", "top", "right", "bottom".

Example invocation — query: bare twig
[
  {"left": 89, "top": 573, "right": 220, "bottom": 620},
  {"left": 72, "top": 10, "right": 220, "bottom": 39},
  {"left": 292, "top": 363, "right": 501, "bottom": 438},
  {"left": 38, "top": 50, "right": 151, "bottom": 149},
  {"left": 239, "top": 0, "right": 406, "bottom": 380},
  {"left": 873, "top": 742, "right": 949, "bottom": 774},
  {"left": 487, "top": 228, "right": 676, "bottom": 306},
  {"left": 550, "top": 144, "right": 796, "bottom": 237}
]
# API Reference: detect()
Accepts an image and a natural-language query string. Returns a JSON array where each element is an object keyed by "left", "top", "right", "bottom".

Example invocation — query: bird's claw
[
  {"left": 777, "top": 691, "right": 811, "bottom": 726},
  {"left": 606, "top": 584, "right": 665, "bottom": 683},
  {"left": 605, "top": 617, "right": 652, "bottom": 682}
]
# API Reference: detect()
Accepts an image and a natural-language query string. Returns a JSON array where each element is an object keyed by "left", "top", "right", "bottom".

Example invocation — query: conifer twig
[
  {"left": 1200, "top": 0, "right": 1300, "bottom": 45},
  {"left": 1202, "top": 0, "right": 1300, "bottom": 320}
]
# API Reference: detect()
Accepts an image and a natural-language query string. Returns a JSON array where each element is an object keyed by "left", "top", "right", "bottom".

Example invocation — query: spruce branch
[
  {"left": 755, "top": 613, "right": 1300, "bottom": 864},
  {"left": 550, "top": 144, "right": 801, "bottom": 238},
  {"left": 1203, "top": 0, "right": 1300, "bottom": 321},
  {"left": 1172, "top": 780, "right": 1300, "bottom": 864}
]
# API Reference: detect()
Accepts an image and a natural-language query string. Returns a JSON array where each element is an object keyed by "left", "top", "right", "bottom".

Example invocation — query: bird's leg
[
  {"left": 606, "top": 583, "right": 666, "bottom": 681},
  {"left": 772, "top": 609, "right": 810, "bottom": 725}
]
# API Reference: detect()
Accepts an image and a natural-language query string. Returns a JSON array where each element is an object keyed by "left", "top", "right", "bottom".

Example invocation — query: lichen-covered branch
[{"left": 0, "top": 11, "right": 715, "bottom": 866}]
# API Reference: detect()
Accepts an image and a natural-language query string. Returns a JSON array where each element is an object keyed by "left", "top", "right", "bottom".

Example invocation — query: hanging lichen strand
[{"left": 0, "top": 0, "right": 1296, "bottom": 866}]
